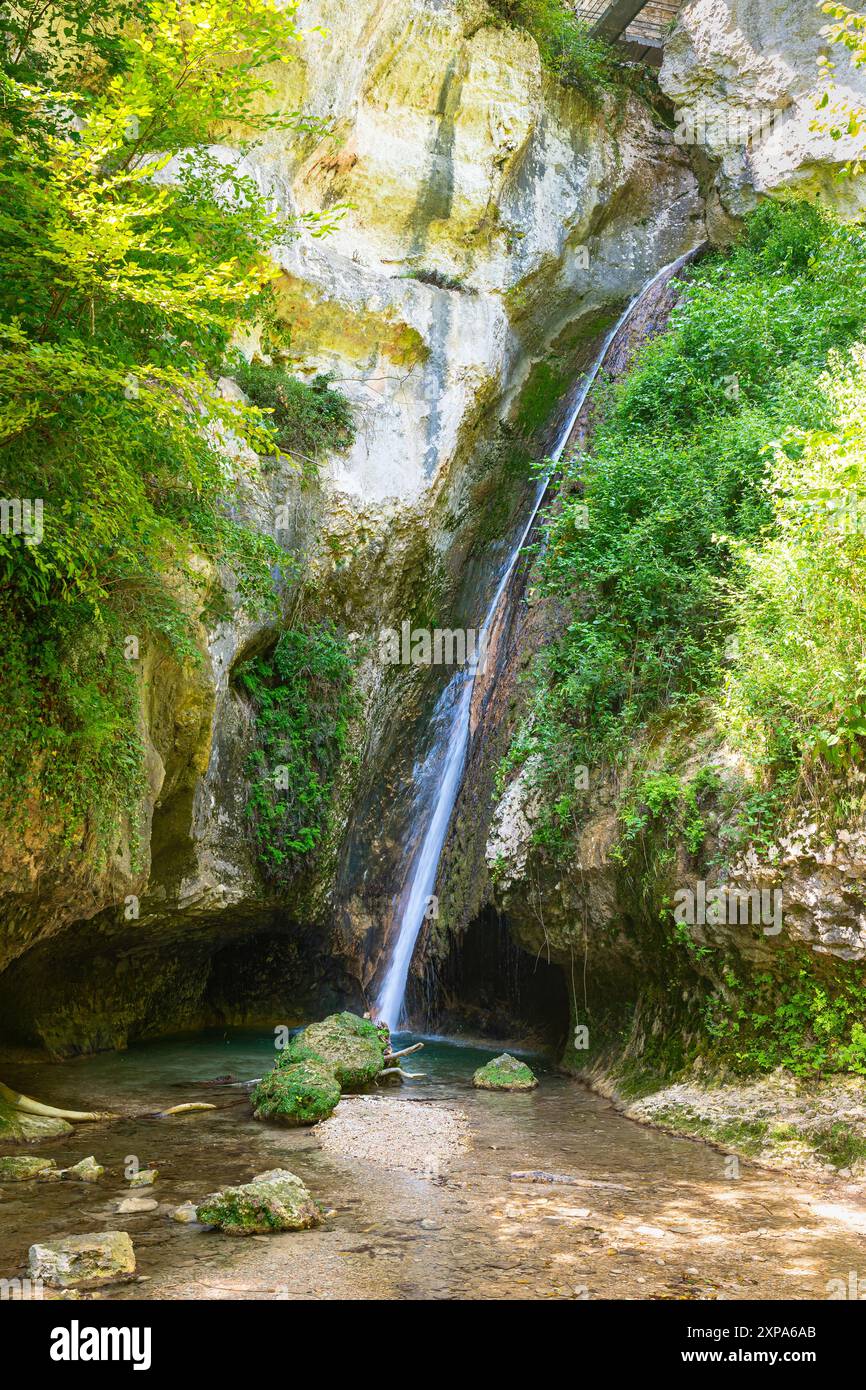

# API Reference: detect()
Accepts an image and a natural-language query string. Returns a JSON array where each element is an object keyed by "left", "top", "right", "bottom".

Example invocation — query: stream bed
[{"left": 2, "top": 1031, "right": 866, "bottom": 1301}]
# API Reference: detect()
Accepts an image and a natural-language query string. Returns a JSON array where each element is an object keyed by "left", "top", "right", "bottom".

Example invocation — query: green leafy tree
[
  {"left": 0, "top": 0, "right": 325, "bottom": 845},
  {"left": 814, "top": 1, "right": 866, "bottom": 176}
]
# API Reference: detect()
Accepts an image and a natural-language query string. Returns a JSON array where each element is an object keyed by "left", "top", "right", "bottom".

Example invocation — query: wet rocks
[
  {"left": 129, "top": 1168, "right": 158, "bottom": 1188},
  {"left": 0, "top": 1154, "right": 58, "bottom": 1182},
  {"left": 29, "top": 1231, "right": 136, "bottom": 1289},
  {"left": 62, "top": 1156, "right": 103, "bottom": 1183},
  {"left": 251, "top": 1059, "right": 340, "bottom": 1127},
  {"left": 117, "top": 1197, "right": 159, "bottom": 1214},
  {"left": 170, "top": 1201, "right": 199, "bottom": 1224},
  {"left": 280, "top": 1012, "right": 384, "bottom": 1091},
  {"left": 196, "top": 1168, "right": 322, "bottom": 1235},
  {"left": 0, "top": 1096, "right": 72, "bottom": 1143},
  {"left": 473, "top": 1054, "right": 538, "bottom": 1092}
]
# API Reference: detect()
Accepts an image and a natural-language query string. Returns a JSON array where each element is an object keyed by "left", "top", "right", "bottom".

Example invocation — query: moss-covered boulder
[
  {"left": 196, "top": 1168, "right": 322, "bottom": 1235},
  {"left": 472, "top": 1053, "right": 538, "bottom": 1092},
  {"left": 251, "top": 1060, "right": 340, "bottom": 1127},
  {"left": 0, "top": 1095, "right": 73, "bottom": 1143},
  {"left": 279, "top": 1012, "right": 384, "bottom": 1091},
  {"left": 29, "top": 1231, "right": 136, "bottom": 1288},
  {"left": 0, "top": 1154, "right": 58, "bottom": 1182}
]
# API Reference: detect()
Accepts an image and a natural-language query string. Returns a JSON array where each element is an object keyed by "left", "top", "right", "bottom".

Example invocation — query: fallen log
[
  {"left": 376, "top": 1068, "right": 426, "bottom": 1083},
  {"left": 383, "top": 1042, "right": 424, "bottom": 1063},
  {"left": 0, "top": 1080, "right": 114, "bottom": 1123},
  {"left": 157, "top": 1102, "right": 217, "bottom": 1117}
]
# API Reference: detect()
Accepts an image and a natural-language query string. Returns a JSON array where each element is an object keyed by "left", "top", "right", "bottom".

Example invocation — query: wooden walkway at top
[{"left": 575, "top": 1, "right": 684, "bottom": 65}]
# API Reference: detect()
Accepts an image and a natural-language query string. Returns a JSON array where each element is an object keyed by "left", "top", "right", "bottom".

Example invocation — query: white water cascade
[{"left": 374, "top": 253, "right": 694, "bottom": 1031}]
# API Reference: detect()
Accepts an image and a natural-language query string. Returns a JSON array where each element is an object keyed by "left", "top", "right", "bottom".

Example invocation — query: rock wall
[
  {"left": 0, "top": 0, "right": 705, "bottom": 1052},
  {"left": 660, "top": 0, "right": 866, "bottom": 219}
]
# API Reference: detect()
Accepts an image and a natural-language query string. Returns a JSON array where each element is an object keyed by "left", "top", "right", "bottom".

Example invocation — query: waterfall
[{"left": 373, "top": 251, "right": 696, "bottom": 1031}]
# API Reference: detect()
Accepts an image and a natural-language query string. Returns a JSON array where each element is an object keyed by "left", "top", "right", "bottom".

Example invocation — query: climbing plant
[
  {"left": 467, "top": 0, "right": 616, "bottom": 95},
  {"left": 239, "top": 625, "right": 358, "bottom": 885}
]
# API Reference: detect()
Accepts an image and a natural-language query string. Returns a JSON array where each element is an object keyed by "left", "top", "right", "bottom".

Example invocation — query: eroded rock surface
[
  {"left": 0, "top": 0, "right": 704, "bottom": 1054},
  {"left": 29, "top": 1231, "right": 136, "bottom": 1289},
  {"left": 661, "top": 0, "right": 866, "bottom": 218}
]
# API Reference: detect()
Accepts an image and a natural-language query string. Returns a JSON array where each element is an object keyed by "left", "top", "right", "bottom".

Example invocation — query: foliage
[
  {"left": 404, "top": 267, "right": 471, "bottom": 293},
  {"left": 475, "top": 0, "right": 616, "bottom": 96},
  {"left": 0, "top": 598, "right": 145, "bottom": 848},
  {"left": 617, "top": 769, "right": 718, "bottom": 862},
  {"left": 721, "top": 347, "right": 866, "bottom": 794},
  {"left": 239, "top": 625, "right": 357, "bottom": 884},
  {"left": 704, "top": 964, "right": 866, "bottom": 1077},
  {"left": 506, "top": 201, "right": 866, "bottom": 849},
  {"left": 229, "top": 356, "right": 355, "bottom": 475},
  {"left": 0, "top": 0, "right": 317, "bottom": 849},
  {"left": 814, "top": 1, "right": 866, "bottom": 177}
]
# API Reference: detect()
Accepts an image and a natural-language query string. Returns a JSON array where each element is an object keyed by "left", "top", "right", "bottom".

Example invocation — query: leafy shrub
[
  {"left": 479, "top": 0, "right": 616, "bottom": 95},
  {"left": 722, "top": 345, "right": 866, "bottom": 790},
  {"left": 239, "top": 625, "right": 357, "bottom": 884},
  {"left": 705, "top": 966, "right": 866, "bottom": 1077},
  {"left": 230, "top": 357, "right": 355, "bottom": 472},
  {"left": 508, "top": 201, "right": 866, "bottom": 846}
]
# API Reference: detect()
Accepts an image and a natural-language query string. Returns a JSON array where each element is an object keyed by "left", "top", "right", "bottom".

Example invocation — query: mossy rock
[
  {"left": 29, "top": 1231, "right": 136, "bottom": 1288},
  {"left": 472, "top": 1053, "right": 538, "bottom": 1092},
  {"left": 0, "top": 1154, "right": 58, "bottom": 1181},
  {"left": 197, "top": 1168, "right": 322, "bottom": 1235},
  {"left": 62, "top": 1156, "right": 103, "bottom": 1183},
  {"left": 251, "top": 1061, "right": 340, "bottom": 1127},
  {"left": 279, "top": 1012, "right": 384, "bottom": 1091},
  {"left": 0, "top": 1096, "right": 73, "bottom": 1143}
]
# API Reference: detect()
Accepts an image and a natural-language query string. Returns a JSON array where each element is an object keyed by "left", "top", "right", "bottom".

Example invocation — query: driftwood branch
[
  {"left": 383, "top": 1042, "right": 424, "bottom": 1062},
  {"left": 157, "top": 1102, "right": 217, "bottom": 1117},
  {"left": 0, "top": 1080, "right": 114, "bottom": 1123},
  {"left": 377, "top": 1068, "right": 426, "bottom": 1083}
]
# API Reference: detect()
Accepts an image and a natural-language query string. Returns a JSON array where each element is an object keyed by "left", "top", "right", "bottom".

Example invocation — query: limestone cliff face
[
  {"left": 0, "top": 0, "right": 704, "bottom": 1052},
  {"left": 660, "top": 0, "right": 866, "bottom": 219}
]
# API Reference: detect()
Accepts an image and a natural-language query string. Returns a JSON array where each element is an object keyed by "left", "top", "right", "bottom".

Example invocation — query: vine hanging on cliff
[{"left": 239, "top": 624, "right": 358, "bottom": 885}]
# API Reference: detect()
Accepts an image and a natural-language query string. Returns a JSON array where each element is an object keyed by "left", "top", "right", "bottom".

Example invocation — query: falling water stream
[{"left": 374, "top": 252, "right": 696, "bottom": 1030}]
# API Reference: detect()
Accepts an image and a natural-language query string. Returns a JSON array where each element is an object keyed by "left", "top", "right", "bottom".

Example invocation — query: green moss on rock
[
  {"left": 0, "top": 1154, "right": 58, "bottom": 1181},
  {"left": 29, "top": 1231, "right": 136, "bottom": 1288},
  {"left": 0, "top": 1096, "right": 73, "bottom": 1143},
  {"left": 196, "top": 1168, "right": 322, "bottom": 1235},
  {"left": 279, "top": 1011, "right": 384, "bottom": 1091},
  {"left": 251, "top": 1060, "right": 340, "bottom": 1127},
  {"left": 472, "top": 1052, "right": 538, "bottom": 1091}
]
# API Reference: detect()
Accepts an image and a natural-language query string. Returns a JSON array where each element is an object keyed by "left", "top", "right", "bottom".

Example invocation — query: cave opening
[{"left": 407, "top": 908, "right": 570, "bottom": 1055}]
